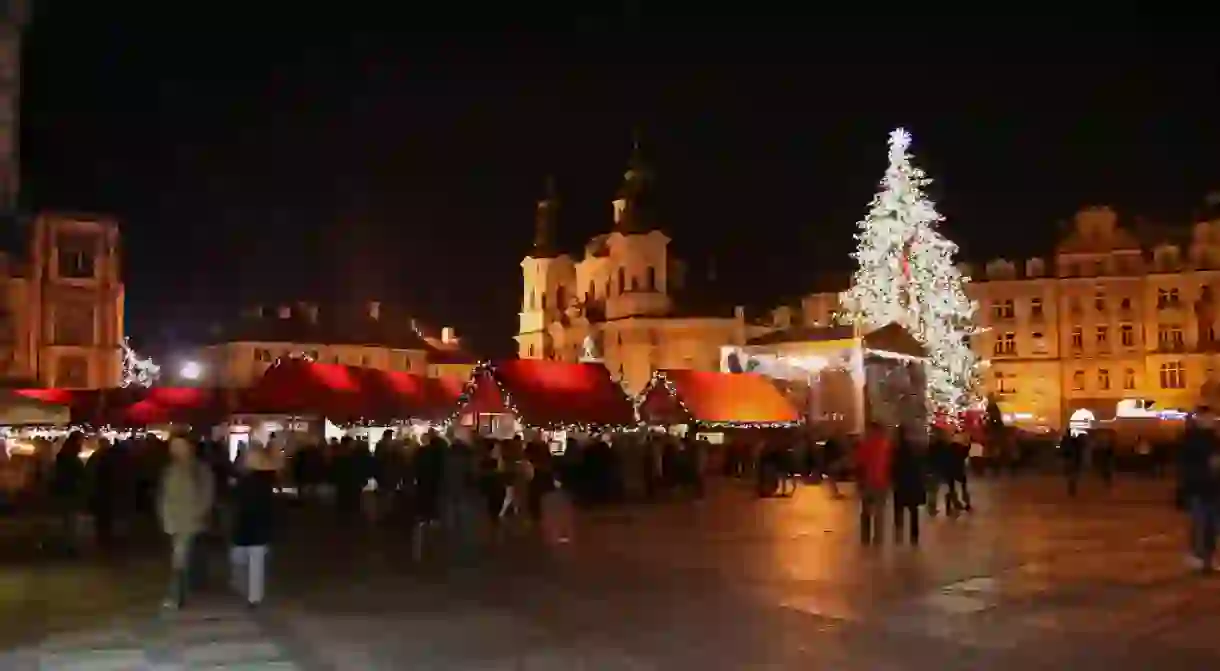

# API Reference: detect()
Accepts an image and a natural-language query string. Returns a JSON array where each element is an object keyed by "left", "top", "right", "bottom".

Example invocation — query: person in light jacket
[
  {"left": 158, "top": 436, "right": 215, "bottom": 609},
  {"left": 230, "top": 445, "right": 277, "bottom": 606}
]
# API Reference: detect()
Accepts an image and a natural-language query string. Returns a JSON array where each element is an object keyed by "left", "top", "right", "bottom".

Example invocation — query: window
[
  {"left": 360, "top": 355, "right": 370, "bottom": 367},
  {"left": 540, "top": 292, "right": 548, "bottom": 310},
  {"left": 528, "top": 344, "right": 535, "bottom": 357},
  {"left": 556, "top": 286, "right": 566, "bottom": 310},
  {"left": 56, "top": 233, "right": 97, "bottom": 279},
  {"left": 646, "top": 266, "right": 657, "bottom": 292},
  {"left": 631, "top": 275, "right": 640, "bottom": 291},
  {"left": 1072, "top": 370, "right": 1085, "bottom": 391},
  {"left": 994, "top": 332, "right": 1016, "bottom": 356},
  {"left": 55, "top": 355, "right": 89, "bottom": 388},
  {"left": 1123, "top": 368, "right": 1136, "bottom": 390},
  {"left": 1030, "top": 297, "right": 1044, "bottom": 319},
  {"left": 1071, "top": 327, "right": 1083, "bottom": 350},
  {"left": 1159, "top": 361, "right": 1185, "bottom": 389},
  {"left": 1031, "top": 332, "right": 1047, "bottom": 354},
  {"left": 53, "top": 304, "right": 95, "bottom": 346},
  {"left": 1098, "top": 368, "right": 1110, "bottom": 390},
  {"left": 1157, "top": 288, "right": 1180, "bottom": 309},
  {"left": 588, "top": 280, "right": 596, "bottom": 301},
  {"left": 1094, "top": 290, "right": 1106, "bottom": 312},
  {"left": 1120, "top": 297, "right": 1132, "bottom": 312},
  {"left": 1096, "top": 325, "right": 1109, "bottom": 351},
  {"left": 307, "top": 350, "right": 319, "bottom": 361},
  {"left": 991, "top": 299, "right": 1015, "bottom": 320},
  {"left": 1158, "top": 324, "right": 1184, "bottom": 351},
  {"left": 618, "top": 268, "right": 626, "bottom": 294},
  {"left": 1120, "top": 324, "right": 1135, "bottom": 347},
  {"left": 994, "top": 371, "right": 1016, "bottom": 394},
  {"left": 528, "top": 291, "right": 535, "bottom": 310}
]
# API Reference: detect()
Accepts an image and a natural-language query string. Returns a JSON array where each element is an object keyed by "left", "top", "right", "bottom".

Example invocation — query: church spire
[
  {"left": 532, "top": 175, "right": 559, "bottom": 257},
  {"left": 613, "top": 128, "right": 657, "bottom": 234}
]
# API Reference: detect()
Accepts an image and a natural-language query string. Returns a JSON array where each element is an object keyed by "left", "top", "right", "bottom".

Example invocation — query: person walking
[
  {"left": 855, "top": 422, "right": 893, "bottom": 546},
  {"left": 1179, "top": 407, "right": 1220, "bottom": 572},
  {"left": 157, "top": 435, "right": 215, "bottom": 610},
  {"left": 891, "top": 430, "right": 926, "bottom": 545},
  {"left": 49, "top": 431, "right": 87, "bottom": 555},
  {"left": 230, "top": 444, "right": 277, "bottom": 607}
]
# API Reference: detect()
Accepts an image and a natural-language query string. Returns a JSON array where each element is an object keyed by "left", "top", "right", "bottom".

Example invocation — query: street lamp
[{"left": 179, "top": 360, "right": 203, "bottom": 381}]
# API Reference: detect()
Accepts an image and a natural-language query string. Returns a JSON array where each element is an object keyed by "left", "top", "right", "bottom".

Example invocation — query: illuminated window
[
  {"left": 1159, "top": 361, "right": 1185, "bottom": 389},
  {"left": 1096, "top": 326, "right": 1109, "bottom": 351},
  {"left": 1098, "top": 369, "right": 1110, "bottom": 390},
  {"left": 1030, "top": 297, "right": 1044, "bottom": 319},
  {"left": 1123, "top": 368, "right": 1136, "bottom": 390},
  {"left": 1072, "top": 370, "right": 1085, "bottom": 391},
  {"left": 1071, "top": 327, "right": 1083, "bottom": 350},
  {"left": 1120, "top": 324, "right": 1135, "bottom": 347}
]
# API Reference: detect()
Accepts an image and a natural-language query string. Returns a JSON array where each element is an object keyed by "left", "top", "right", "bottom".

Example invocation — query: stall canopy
[
  {"left": 104, "top": 387, "right": 235, "bottom": 427},
  {"left": 455, "top": 359, "right": 637, "bottom": 430},
  {"left": 0, "top": 390, "right": 70, "bottom": 425},
  {"left": 241, "top": 358, "right": 461, "bottom": 423},
  {"left": 639, "top": 369, "right": 802, "bottom": 428},
  {"left": 15, "top": 389, "right": 106, "bottom": 426}
]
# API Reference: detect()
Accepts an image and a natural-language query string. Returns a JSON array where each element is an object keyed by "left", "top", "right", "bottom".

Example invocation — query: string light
[
  {"left": 121, "top": 338, "right": 161, "bottom": 388},
  {"left": 447, "top": 360, "right": 642, "bottom": 433},
  {"left": 639, "top": 371, "right": 804, "bottom": 429},
  {"left": 838, "top": 128, "right": 983, "bottom": 418}
]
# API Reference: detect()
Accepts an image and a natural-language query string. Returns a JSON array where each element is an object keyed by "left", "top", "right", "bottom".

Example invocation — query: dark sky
[{"left": 18, "top": 6, "right": 1220, "bottom": 356}]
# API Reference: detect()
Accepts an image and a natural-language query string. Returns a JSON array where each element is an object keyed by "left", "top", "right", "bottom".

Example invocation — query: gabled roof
[
  {"left": 456, "top": 359, "right": 637, "bottom": 429},
  {"left": 639, "top": 369, "right": 801, "bottom": 426}
]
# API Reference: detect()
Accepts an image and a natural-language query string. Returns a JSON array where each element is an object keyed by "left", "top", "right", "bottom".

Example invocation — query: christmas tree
[{"left": 839, "top": 128, "right": 982, "bottom": 416}]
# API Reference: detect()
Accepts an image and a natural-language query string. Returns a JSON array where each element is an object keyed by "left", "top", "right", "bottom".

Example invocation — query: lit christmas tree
[{"left": 839, "top": 128, "right": 982, "bottom": 416}]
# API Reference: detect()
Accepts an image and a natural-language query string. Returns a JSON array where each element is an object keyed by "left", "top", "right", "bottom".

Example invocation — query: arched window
[
  {"left": 618, "top": 267, "right": 627, "bottom": 294},
  {"left": 646, "top": 266, "right": 657, "bottom": 291},
  {"left": 556, "top": 286, "right": 566, "bottom": 310}
]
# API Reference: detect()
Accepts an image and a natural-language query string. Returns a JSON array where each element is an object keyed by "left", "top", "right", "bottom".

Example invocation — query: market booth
[
  {"left": 638, "top": 368, "right": 803, "bottom": 438},
  {"left": 231, "top": 357, "right": 462, "bottom": 453},
  {"left": 452, "top": 359, "right": 638, "bottom": 445}
]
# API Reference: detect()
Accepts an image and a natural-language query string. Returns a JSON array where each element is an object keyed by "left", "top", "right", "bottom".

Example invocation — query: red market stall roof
[
  {"left": 638, "top": 369, "right": 802, "bottom": 428},
  {"left": 455, "top": 359, "right": 637, "bottom": 430},
  {"left": 241, "top": 358, "right": 460, "bottom": 422},
  {"left": 15, "top": 388, "right": 106, "bottom": 425},
  {"left": 11, "top": 387, "right": 232, "bottom": 428}
]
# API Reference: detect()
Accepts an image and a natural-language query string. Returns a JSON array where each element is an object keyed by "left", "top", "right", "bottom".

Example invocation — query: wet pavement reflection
[{"left": 2, "top": 476, "right": 1218, "bottom": 669}]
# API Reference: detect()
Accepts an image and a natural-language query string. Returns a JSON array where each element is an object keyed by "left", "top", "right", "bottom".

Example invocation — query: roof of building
[
  {"left": 639, "top": 369, "right": 801, "bottom": 425},
  {"left": 202, "top": 303, "right": 432, "bottom": 350},
  {"left": 456, "top": 359, "right": 637, "bottom": 429}
]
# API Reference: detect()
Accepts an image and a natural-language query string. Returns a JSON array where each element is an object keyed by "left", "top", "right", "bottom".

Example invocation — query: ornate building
[
  {"left": 794, "top": 204, "right": 1220, "bottom": 430},
  {"left": 515, "top": 141, "right": 754, "bottom": 394},
  {"left": 0, "top": 6, "right": 125, "bottom": 389},
  {"left": 193, "top": 301, "right": 477, "bottom": 387}
]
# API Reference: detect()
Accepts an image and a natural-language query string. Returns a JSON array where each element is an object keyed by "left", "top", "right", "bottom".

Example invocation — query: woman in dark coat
[
  {"left": 230, "top": 447, "right": 276, "bottom": 607},
  {"left": 891, "top": 431, "right": 927, "bottom": 545}
]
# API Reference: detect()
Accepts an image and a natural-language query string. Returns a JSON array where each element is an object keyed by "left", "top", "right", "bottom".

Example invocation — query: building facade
[
  {"left": 0, "top": 213, "right": 125, "bottom": 388},
  {"left": 194, "top": 301, "right": 477, "bottom": 388},
  {"left": 793, "top": 205, "right": 1220, "bottom": 430},
  {"left": 516, "top": 145, "right": 755, "bottom": 395}
]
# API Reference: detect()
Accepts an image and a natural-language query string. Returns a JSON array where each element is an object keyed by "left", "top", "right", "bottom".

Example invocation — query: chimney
[
  {"left": 277, "top": 305, "right": 291, "bottom": 319},
  {"left": 367, "top": 301, "right": 381, "bottom": 321},
  {"left": 441, "top": 326, "right": 455, "bottom": 344}
]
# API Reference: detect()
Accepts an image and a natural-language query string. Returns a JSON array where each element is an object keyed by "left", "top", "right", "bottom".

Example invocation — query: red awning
[
  {"left": 103, "top": 387, "right": 232, "bottom": 427},
  {"left": 14, "top": 389, "right": 107, "bottom": 426},
  {"left": 639, "top": 369, "right": 802, "bottom": 426},
  {"left": 240, "top": 359, "right": 462, "bottom": 423},
  {"left": 457, "top": 359, "right": 636, "bottom": 429}
]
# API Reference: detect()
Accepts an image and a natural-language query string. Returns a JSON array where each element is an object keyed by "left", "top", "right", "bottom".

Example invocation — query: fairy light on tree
[
  {"left": 839, "top": 128, "right": 982, "bottom": 416},
  {"left": 120, "top": 337, "right": 161, "bottom": 388}
]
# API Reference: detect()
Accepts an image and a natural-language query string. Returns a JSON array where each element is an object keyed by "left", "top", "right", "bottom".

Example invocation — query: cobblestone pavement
[{"left": 1, "top": 475, "right": 1218, "bottom": 669}]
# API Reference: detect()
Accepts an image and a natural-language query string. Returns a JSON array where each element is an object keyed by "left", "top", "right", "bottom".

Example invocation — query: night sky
[{"left": 18, "top": 6, "right": 1220, "bottom": 356}]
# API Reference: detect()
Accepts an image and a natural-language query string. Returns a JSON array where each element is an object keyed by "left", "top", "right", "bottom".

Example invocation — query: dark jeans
[
  {"left": 859, "top": 489, "right": 887, "bottom": 545},
  {"left": 1189, "top": 495, "right": 1218, "bottom": 567},
  {"left": 893, "top": 498, "right": 919, "bottom": 544},
  {"left": 947, "top": 477, "right": 971, "bottom": 512}
]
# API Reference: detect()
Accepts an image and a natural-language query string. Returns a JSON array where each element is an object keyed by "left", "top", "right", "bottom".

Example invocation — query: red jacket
[{"left": 856, "top": 432, "right": 893, "bottom": 491}]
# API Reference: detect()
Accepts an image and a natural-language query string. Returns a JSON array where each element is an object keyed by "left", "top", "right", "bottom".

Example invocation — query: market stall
[
  {"left": 451, "top": 359, "right": 638, "bottom": 444},
  {"left": 637, "top": 368, "right": 802, "bottom": 436}
]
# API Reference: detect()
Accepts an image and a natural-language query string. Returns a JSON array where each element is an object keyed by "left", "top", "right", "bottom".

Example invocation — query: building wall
[{"left": 796, "top": 207, "right": 1220, "bottom": 430}]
